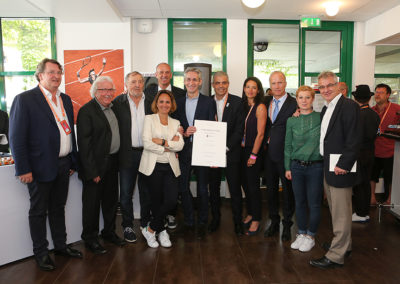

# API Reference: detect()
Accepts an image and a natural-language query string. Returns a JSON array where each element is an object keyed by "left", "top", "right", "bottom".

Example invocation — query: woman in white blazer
[{"left": 139, "top": 90, "right": 184, "bottom": 248}]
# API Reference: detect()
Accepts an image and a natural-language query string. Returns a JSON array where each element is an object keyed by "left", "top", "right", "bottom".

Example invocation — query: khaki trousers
[{"left": 324, "top": 177, "right": 352, "bottom": 264}]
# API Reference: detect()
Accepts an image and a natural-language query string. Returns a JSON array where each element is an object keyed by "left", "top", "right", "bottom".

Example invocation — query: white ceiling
[{"left": 0, "top": 0, "right": 399, "bottom": 23}]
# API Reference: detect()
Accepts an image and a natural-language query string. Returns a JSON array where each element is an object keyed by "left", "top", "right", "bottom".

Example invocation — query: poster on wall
[{"left": 63, "top": 49, "right": 124, "bottom": 122}]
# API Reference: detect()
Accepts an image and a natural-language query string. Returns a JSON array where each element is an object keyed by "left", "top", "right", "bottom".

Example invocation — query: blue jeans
[{"left": 290, "top": 160, "right": 323, "bottom": 236}]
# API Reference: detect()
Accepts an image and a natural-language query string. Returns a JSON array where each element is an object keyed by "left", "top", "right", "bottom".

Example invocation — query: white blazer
[{"left": 139, "top": 114, "right": 184, "bottom": 177}]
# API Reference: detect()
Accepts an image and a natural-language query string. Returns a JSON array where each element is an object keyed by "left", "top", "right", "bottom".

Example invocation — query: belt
[
  {"left": 132, "top": 147, "right": 144, "bottom": 151},
  {"left": 293, "top": 159, "right": 323, "bottom": 166}
]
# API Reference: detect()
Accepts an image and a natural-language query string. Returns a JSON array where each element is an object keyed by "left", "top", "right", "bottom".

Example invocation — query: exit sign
[{"left": 301, "top": 17, "right": 321, "bottom": 28}]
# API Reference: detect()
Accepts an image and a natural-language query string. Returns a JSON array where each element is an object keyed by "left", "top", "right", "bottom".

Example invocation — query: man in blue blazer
[
  {"left": 174, "top": 67, "right": 216, "bottom": 239},
  {"left": 9, "top": 58, "right": 82, "bottom": 271},
  {"left": 310, "top": 71, "right": 360, "bottom": 269},
  {"left": 264, "top": 71, "right": 297, "bottom": 241}
]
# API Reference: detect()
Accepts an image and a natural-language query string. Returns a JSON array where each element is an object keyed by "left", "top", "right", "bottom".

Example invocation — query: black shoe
[
  {"left": 234, "top": 223, "right": 244, "bottom": 236},
  {"left": 310, "top": 256, "right": 343, "bottom": 269},
  {"left": 123, "top": 227, "right": 137, "bottom": 243},
  {"left": 85, "top": 241, "right": 107, "bottom": 254},
  {"left": 242, "top": 218, "right": 252, "bottom": 230},
  {"left": 322, "top": 242, "right": 352, "bottom": 258},
  {"left": 102, "top": 232, "right": 126, "bottom": 247},
  {"left": 208, "top": 219, "right": 220, "bottom": 233},
  {"left": 281, "top": 226, "right": 291, "bottom": 241},
  {"left": 35, "top": 254, "right": 55, "bottom": 271},
  {"left": 196, "top": 224, "right": 206, "bottom": 240},
  {"left": 54, "top": 246, "right": 83, "bottom": 259},
  {"left": 264, "top": 222, "right": 279, "bottom": 237}
]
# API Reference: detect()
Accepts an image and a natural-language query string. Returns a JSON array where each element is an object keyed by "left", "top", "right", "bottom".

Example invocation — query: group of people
[{"left": 7, "top": 57, "right": 400, "bottom": 272}]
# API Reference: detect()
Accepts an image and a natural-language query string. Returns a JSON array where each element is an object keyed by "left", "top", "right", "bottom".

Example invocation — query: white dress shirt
[
  {"left": 127, "top": 93, "right": 145, "bottom": 147},
  {"left": 320, "top": 94, "right": 342, "bottom": 156},
  {"left": 158, "top": 84, "right": 172, "bottom": 91},
  {"left": 41, "top": 85, "right": 72, "bottom": 157},
  {"left": 214, "top": 93, "right": 227, "bottom": 122}
]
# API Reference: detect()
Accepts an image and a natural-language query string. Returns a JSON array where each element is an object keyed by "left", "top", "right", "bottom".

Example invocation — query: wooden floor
[{"left": 1, "top": 197, "right": 400, "bottom": 284}]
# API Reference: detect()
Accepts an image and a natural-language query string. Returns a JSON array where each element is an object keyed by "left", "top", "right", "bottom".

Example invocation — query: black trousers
[
  {"left": 371, "top": 156, "right": 394, "bottom": 201},
  {"left": 27, "top": 155, "right": 71, "bottom": 257},
  {"left": 81, "top": 154, "right": 119, "bottom": 242},
  {"left": 240, "top": 147, "right": 262, "bottom": 221},
  {"left": 265, "top": 152, "right": 294, "bottom": 227},
  {"left": 209, "top": 161, "right": 242, "bottom": 225},
  {"left": 353, "top": 150, "right": 374, "bottom": 216},
  {"left": 146, "top": 163, "right": 179, "bottom": 233}
]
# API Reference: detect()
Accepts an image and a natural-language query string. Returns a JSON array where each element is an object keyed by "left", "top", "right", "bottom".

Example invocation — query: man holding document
[
  {"left": 174, "top": 67, "right": 217, "bottom": 239},
  {"left": 310, "top": 71, "right": 360, "bottom": 269}
]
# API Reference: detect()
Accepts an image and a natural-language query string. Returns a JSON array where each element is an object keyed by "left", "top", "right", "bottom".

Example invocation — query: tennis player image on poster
[{"left": 64, "top": 49, "right": 124, "bottom": 122}]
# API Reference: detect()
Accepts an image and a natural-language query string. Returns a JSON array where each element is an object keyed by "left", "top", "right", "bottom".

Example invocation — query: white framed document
[
  {"left": 329, "top": 154, "right": 357, "bottom": 172},
  {"left": 191, "top": 120, "right": 227, "bottom": 167}
]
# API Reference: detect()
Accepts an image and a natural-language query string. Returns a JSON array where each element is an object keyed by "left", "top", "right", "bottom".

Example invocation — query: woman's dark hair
[
  {"left": 241, "top": 76, "right": 264, "bottom": 111},
  {"left": 151, "top": 90, "right": 177, "bottom": 114}
]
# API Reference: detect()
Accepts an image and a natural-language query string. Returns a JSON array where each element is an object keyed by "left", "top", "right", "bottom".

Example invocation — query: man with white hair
[{"left": 77, "top": 76, "right": 125, "bottom": 255}]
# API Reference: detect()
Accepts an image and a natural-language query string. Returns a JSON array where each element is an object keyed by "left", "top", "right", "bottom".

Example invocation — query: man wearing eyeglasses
[
  {"left": 77, "top": 76, "right": 126, "bottom": 255},
  {"left": 112, "top": 72, "right": 152, "bottom": 243},
  {"left": 310, "top": 71, "right": 360, "bottom": 269},
  {"left": 10, "top": 58, "right": 82, "bottom": 271}
]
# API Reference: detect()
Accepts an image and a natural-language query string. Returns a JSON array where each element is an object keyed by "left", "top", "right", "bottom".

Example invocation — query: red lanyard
[{"left": 378, "top": 102, "right": 392, "bottom": 130}]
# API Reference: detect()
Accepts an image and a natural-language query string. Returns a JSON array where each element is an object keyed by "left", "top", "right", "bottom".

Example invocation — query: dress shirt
[
  {"left": 41, "top": 85, "right": 72, "bottom": 157},
  {"left": 127, "top": 93, "right": 145, "bottom": 147},
  {"left": 270, "top": 93, "right": 288, "bottom": 122},
  {"left": 158, "top": 84, "right": 172, "bottom": 91},
  {"left": 214, "top": 93, "right": 227, "bottom": 122},
  {"left": 320, "top": 93, "right": 342, "bottom": 156},
  {"left": 95, "top": 99, "right": 120, "bottom": 154},
  {"left": 185, "top": 93, "right": 199, "bottom": 127}
]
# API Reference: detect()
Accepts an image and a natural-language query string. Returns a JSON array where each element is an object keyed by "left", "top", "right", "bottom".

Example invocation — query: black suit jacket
[
  {"left": 321, "top": 95, "right": 360, "bottom": 188},
  {"left": 174, "top": 93, "right": 217, "bottom": 161},
  {"left": 265, "top": 94, "right": 297, "bottom": 162},
  {"left": 112, "top": 93, "right": 152, "bottom": 168},
  {"left": 144, "top": 84, "right": 186, "bottom": 103},
  {"left": 77, "top": 99, "right": 117, "bottom": 181},
  {"left": 212, "top": 94, "right": 244, "bottom": 164},
  {"left": 9, "top": 86, "right": 78, "bottom": 181},
  {"left": 0, "top": 110, "right": 9, "bottom": 153}
]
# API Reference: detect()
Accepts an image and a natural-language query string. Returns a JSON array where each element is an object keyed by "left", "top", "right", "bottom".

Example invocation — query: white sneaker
[
  {"left": 299, "top": 235, "right": 315, "bottom": 252},
  {"left": 352, "top": 213, "right": 368, "bottom": 222},
  {"left": 158, "top": 230, "right": 172, "bottom": 248},
  {"left": 141, "top": 226, "right": 159, "bottom": 248},
  {"left": 291, "top": 234, "right": 306, "bottom": 250}
]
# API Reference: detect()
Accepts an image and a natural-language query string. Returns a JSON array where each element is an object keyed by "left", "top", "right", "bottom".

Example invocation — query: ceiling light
[
  {"left": 241, "top": 0, "right": 265, "bottom": 9},
  {"left": 193, "top": 55, "right": 200, "bottom": 62},
  {"left": 324, "top": 2, "right": 340, "bottom": 17}
]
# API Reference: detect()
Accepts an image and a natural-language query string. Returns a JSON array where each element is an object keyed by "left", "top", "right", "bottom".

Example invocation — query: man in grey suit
[{"left": 310, "top": 71, "right": 360, "bottom": 269}]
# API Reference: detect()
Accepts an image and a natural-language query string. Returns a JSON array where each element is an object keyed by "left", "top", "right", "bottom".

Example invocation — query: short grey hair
[
  {"left": 212, "top": 71, "right": 229, "bottom": 83},
  {"left": 90, "top": 76, "right": 114, "bottom": 98},
  {"left": 124, "top": 71, "right": 143, "bottom": 83},
  {"left": 318, "top": 71, "right": 338, "bottom": 82},
  {"left": 184, "top": 67, "right": 202, "bottom": 81}
]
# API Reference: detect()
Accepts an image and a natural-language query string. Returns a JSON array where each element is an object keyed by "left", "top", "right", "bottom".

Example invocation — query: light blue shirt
[
  {"left": 185, "top": 93, "right": 199, "bottom": 127},
  {"left": 271, "top": 93, "right": 288, "bottom": 113}
]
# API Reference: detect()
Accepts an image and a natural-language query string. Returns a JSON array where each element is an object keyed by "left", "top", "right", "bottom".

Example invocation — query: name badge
[{"left": 60, "top": 120, "right": 72, "bottom": 135}]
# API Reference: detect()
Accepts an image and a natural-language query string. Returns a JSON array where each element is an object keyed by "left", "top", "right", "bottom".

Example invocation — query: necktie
[{"left": 272, "top": 99, "right": 279, "bottom": 123}]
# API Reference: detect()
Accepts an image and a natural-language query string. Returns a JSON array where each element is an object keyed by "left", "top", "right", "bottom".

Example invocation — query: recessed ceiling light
[
  {"left": 242, "top": 0, "right": 266, "bottom": 9},
  {"left": 324, "top": 2, "right": 340, "bottom": 17}
]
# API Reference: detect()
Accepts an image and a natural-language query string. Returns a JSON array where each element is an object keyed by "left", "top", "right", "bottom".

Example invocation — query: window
[
  {"left": 168, "top": 19, "right": 227, "bottom": 89},
  {"left": 375, "top": 46, "right": 400, "bottom": 104},
  {"left": 248, "top": 20, "right": 354, "bottom": 94},
  {"left": 0, "top": 18, "right": 56, "bottom": 112}
]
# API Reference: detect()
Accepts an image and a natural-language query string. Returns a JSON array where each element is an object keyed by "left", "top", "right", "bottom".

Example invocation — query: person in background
[
  {"left": 139, "top": 90, "right": 184, "bottom": 248},
  {"left": 77, "top": 76, "right": 125, "bottom": 255},
  {"left": 351, "top": 85, "right": 380, "bottom": 222},
  {"left": 241, "top": 77, "right": 267, "bottom": 236},
  {"left": 338, "top": 82, "right": 348, "bottom": 97},
  {"left": 284, "top": 86, "right": 323, "bottom": 252},
  {"left": 370, "top": 83, "right": 400, "bottom": 205},
  {"left": 9, "top": 58, "right": 82, "bottom": 271},
  {"left": 0, "top": 109, "right": 9, "bottom": 153}
]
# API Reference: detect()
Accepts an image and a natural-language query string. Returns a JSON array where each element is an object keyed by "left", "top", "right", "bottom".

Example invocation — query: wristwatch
[{"left": 162, "top": 139, "right": 166, "bottom": 146}]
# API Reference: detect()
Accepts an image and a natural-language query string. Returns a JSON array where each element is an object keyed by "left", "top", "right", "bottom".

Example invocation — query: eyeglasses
[
  {"left": 318, "top": 83, "right": 337, "bottom": 91},
  {"left": 97, "top": 88, "right": 116, "bottom": 93},
  {"left": 45, "top": 71, "right": 63, "bottom": 76}
]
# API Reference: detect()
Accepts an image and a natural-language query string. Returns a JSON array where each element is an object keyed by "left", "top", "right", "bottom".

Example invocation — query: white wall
[{"left": 365, "top": 4, "right": 400, "bottom": 45}]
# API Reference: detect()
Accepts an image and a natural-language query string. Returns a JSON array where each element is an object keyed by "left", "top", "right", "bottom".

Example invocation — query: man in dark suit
[
  {"left": 144, "top": 62, "right": 186, "bottom": 103},
  {"left": 9, "top": 58, "right": 82, "bottom": 271},
  {"left": 174, "top": 67, "right": 217, "bottom": 239},
  {"left": 264, "top": 71, "right": 297, "bottom": 241},
  {"left": 112, "top": 71, "right": 152, "bottom": 242},
  {"left": 144, "top": 62, "right": 185, "bottom": 229},
  {"left": 310, "top": 71, "right": 360, "bottom": 269},
  {"left": 208, "top": 71, "right": 244, "bottom": 235},
  {"left": 0, "top": 109, "right": 9, "bottom": 153},
  {"left": 77, "top": 76, "right": 125, "bottom": 255}
]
